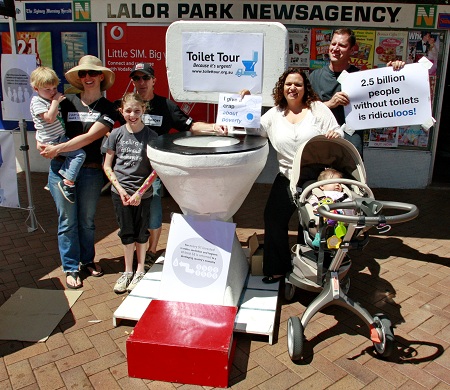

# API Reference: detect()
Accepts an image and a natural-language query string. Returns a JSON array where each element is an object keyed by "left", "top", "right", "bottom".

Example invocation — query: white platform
[{"left": 113, "top": 254, "right": 280, "bottom": 344}]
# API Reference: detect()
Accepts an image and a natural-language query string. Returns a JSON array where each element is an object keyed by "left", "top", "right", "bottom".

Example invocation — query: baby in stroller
[{"left": 285, "top": 135, "right": 418, "bottom": 361}]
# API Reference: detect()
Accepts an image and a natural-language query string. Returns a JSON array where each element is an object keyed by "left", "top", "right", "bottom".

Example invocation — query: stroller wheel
[
  {"left": 373, "top": 314, "right": 395, "bottom": 358},
  {"left": 287, "top": 317, "right": 304, "bottom": 361},
  {"left": 285, "top": 282, "right": 296, "bottom": 301}
]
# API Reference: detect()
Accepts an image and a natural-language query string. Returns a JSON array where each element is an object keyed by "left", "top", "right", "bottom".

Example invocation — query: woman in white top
[{"left": 242, "top": 68, "right": 343, "bottom": 283}]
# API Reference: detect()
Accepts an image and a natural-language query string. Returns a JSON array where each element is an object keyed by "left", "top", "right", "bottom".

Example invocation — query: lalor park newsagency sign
[{"left": 341, "top": 62, "right": 433, "bottom": 131}]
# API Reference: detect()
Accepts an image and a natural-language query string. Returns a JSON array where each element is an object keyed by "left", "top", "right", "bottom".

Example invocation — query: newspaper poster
[
  {"left": 350, "top": 30, "right": 376, "bottom": 70},
  {"left": 310, "top": 28, "right": 332, "bottom": 70},
  {"left": 368, "top": 127, "right": 398, "bottom": 148},
  {"left": 61, "top": 32, "right": 88, "bottom": 74},
  {"left": 374, "top": 30, "right": 407, "bottom": 68},
  {"left": 288, "top": 28, "right": 310, "bottom": 68}
]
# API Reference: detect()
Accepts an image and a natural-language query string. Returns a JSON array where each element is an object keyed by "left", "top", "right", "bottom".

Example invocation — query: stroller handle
[{"left": 317, "top": 198, "right": 419, "bottom": 226}]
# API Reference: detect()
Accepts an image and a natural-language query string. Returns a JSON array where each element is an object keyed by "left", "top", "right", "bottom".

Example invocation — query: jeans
[
  {"left": 148, "top": 177, "right": 162, "bottom": 230},
  {"left": 50, "top": 135, "right": 86, "bottom": 182},
  {"left": 49, "top": 159, "right": 103, "bottom": 272},
  {"left": 344, "top": 130, "right": 364, "bottom": 158}
]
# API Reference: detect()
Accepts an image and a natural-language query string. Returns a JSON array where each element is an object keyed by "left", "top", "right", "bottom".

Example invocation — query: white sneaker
[
  {"left": 127, "top": 272, "right": 145, "bottom": 292},
  {"left": 113, "top": 272, "right": 133, "bottom": 294}
]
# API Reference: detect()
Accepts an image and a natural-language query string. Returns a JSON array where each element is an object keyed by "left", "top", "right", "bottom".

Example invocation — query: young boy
[{"left": 30, "top": 66, "right": 85, "bottom": 203}]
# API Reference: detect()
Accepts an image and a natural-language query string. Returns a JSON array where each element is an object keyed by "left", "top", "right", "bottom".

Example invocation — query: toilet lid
[{"left": 148, "top": 132, "right": 268, "bottom": 155}]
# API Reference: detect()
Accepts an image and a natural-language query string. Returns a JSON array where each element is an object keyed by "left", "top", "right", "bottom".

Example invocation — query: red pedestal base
[{"left": 127, "top": 300, "right": 237, "bottom": 388}]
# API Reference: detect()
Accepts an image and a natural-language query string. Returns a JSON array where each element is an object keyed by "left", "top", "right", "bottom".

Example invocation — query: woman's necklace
[{"left": 87, "top": 98, "right": 100, "bottom": 114}]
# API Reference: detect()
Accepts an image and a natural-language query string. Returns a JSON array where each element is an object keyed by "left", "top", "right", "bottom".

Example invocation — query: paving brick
[
  {"left": 34, "top": 362, "right": 64, "bottom": 389},
  {"left": 7, "top": 359, "right": 36, "bottom": 389}
]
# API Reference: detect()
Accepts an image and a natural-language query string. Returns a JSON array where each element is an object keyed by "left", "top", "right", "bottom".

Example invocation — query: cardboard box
[
  {"left": 245, "top": 233, "right": 264, "bottom": 276},
  {"left": 127, "top": 300, "right": 237, "bottom": 388}
]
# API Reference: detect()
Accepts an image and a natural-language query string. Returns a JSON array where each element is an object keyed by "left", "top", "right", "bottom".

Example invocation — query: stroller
[{"left": 285, "top": 135, "right": 418, "bottom": 361}]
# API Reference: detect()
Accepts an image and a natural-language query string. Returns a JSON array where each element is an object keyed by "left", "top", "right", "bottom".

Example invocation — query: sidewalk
[{"left": 0, "top": 171, "right": 448, "bottom": 389}]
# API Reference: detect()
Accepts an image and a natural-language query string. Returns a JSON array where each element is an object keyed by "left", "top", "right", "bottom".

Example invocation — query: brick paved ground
[{"left": 0, "top": 172, "right": 449, "bottom": 389}]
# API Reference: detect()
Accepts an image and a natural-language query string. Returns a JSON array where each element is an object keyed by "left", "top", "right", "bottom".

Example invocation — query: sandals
[
  {"left": 66, "top": 271, "right": 82, "bottom": 289},
  {"left": 80, "top": 262, "right": 104, "bottom": 277}
]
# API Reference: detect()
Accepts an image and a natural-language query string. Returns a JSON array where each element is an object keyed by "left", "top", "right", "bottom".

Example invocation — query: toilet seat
[{"left": 149, "top": 132, "right": 267, "bottom": 155}]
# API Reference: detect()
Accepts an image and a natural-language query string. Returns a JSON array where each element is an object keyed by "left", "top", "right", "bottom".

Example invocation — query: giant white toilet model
[
  {"left": 146, "top": 20, "right": 288, "bottom": 307},
  {"left": 148, "top": 132, "right": 268, "bottom": 306}
]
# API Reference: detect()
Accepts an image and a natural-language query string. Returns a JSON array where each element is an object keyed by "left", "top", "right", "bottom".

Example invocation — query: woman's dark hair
[{"left": 272, "top": 68, "right": 319, "bottom": 110}]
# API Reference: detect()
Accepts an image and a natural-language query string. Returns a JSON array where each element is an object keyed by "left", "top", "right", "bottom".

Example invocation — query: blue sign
[
  {"left": 438, "top": 13, "right": 450, "bottom": 29},
  {"left": 25, "top": 2, "right": 73, "bottom": 21}
]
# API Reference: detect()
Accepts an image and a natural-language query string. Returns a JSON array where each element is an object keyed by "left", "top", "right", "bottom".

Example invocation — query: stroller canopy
[{"left": 289, "top": 135, "right": 366, "bottom": 198}]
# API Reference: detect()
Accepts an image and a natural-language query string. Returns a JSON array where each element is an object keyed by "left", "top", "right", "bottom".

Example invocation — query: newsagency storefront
[{"left": 1, "top": 1, "right": 449, "bottom": 188}]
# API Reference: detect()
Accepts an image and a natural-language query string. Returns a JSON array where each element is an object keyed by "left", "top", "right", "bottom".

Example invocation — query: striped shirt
[{"left": 31, "top": 95, "right": 66, "bottom": 143}]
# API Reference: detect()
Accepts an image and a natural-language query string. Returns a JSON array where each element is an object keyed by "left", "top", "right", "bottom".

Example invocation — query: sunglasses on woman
[
  {"left": 78, "top": 70, "right": 103, "bottom": 78},
  {"left": 132, "top": 75, "right": 152, "bottom": 81}
]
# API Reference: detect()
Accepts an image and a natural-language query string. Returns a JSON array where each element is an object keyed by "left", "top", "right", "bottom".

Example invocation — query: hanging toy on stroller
[{"left": 284, "top": 135, "right": 419, "bottom": 360}]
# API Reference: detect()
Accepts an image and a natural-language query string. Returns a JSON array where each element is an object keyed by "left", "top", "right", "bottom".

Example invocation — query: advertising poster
[
  {"left": 374, "top": 30, "right": 407, "bottom": 68},
  {"left": 61, "top": 32, "right": 88, "bottom": 76},
  {"left": 2, "top": 32, "right": 52, "bottom": 68},
  {"left": 182, "top": 32, "right": 263, "bottom": 94},
  {"left": 1, "top": 54, "right": 36, "bottom": 121},
  {"left": 287, "top": 28, "right": 310, "bottom": 68},
  {"left": 350, "top": 30, "right": 376, "bottom": 70},
  {"left": 341, "top": 63, "right": 432, "bottom": 130},
  {"left": 104, "top": 23, "right": 168, "bottom": 101},
  {"left": 0, "top": 131, "right": 19, "bottom": 208},
  {"left": 310, "top": 28, "right": 332, "bottom": 69}
]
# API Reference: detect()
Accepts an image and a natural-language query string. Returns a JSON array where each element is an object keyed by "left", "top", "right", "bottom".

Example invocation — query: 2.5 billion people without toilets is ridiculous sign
[{"left": 182, "top": 32, "right": 263, "bottom": 93}]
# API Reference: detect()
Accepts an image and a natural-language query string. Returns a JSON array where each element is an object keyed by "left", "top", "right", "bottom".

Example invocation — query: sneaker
[
  {"left": 44, "top": 184, "right": 50, "bottom": 191},
  {"left": 127, "top": 272, "right": 145, "bottom": 292},
  {"left": 144, "top": 252, "right": 157, "bottom": 271},
  {"left": 113, "top": 272, "right": 133, "bottom": 294},
  {"left": 58, "top": 181, "right": 75, "bottom": 203}
]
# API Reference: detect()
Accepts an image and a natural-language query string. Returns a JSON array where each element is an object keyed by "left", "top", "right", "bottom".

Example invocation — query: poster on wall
[
  {"left": 350, "top": 30, "right": 375, "bottom": 70},
  {"left": 61, "top": 32, "right": 88, "bottom": 78},
  {"left": 0, "top": 131, "right": 19, "bottom": 208},
  {"left": 374, "top": 30, "right": 407, "bottom": 68},
  {"left": 1, "top": 54, "right": 36, "bottom": 121},
  {"left": 103, "top": 23, "right": 215, "bottom": 124},
  {"left": 2, "top": 32, "right": 53, "bottom": 68},
  {"left": 407, "top": 30, "right": 443, "bottom": 77},
  {"left": 103, "top": 23, "right": 169, "bottom": 101},
  {"left": 287, "top": 28, "right": 310, "bottom": 68},
  {"left": 182, "top": 32, "right": 263, "bottom": 94}
]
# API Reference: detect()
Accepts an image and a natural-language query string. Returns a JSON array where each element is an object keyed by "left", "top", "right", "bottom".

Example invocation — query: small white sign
[
  {"left": 216, "top": 93, "right": 262, "bottom": 128},
  {"left": 159, "top": 213, "right": 235, "bottom": 305},
  {"left": 341, "top": 63, "right": 432, "bottom": 130}
]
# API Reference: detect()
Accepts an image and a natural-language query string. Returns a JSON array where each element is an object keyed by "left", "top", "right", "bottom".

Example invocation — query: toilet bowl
[
  {"left": 147, "top": 132, "right": 269, "bottom": 307},
  {"left": 148, "top": 132, "right": 268, "bottom": 221}
]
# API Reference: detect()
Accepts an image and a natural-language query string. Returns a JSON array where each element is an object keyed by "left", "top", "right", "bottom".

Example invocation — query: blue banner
[{"left": 25, "top": 2, "right": 72, "bottom": 21}]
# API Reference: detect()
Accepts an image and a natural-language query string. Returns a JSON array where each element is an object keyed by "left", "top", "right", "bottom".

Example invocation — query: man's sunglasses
[
  {"left": 132, "top": 75, "right": 152, "bottom": 81},
  {"left": 78, "top": 70, "right": 103, "bottom": 78}
]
